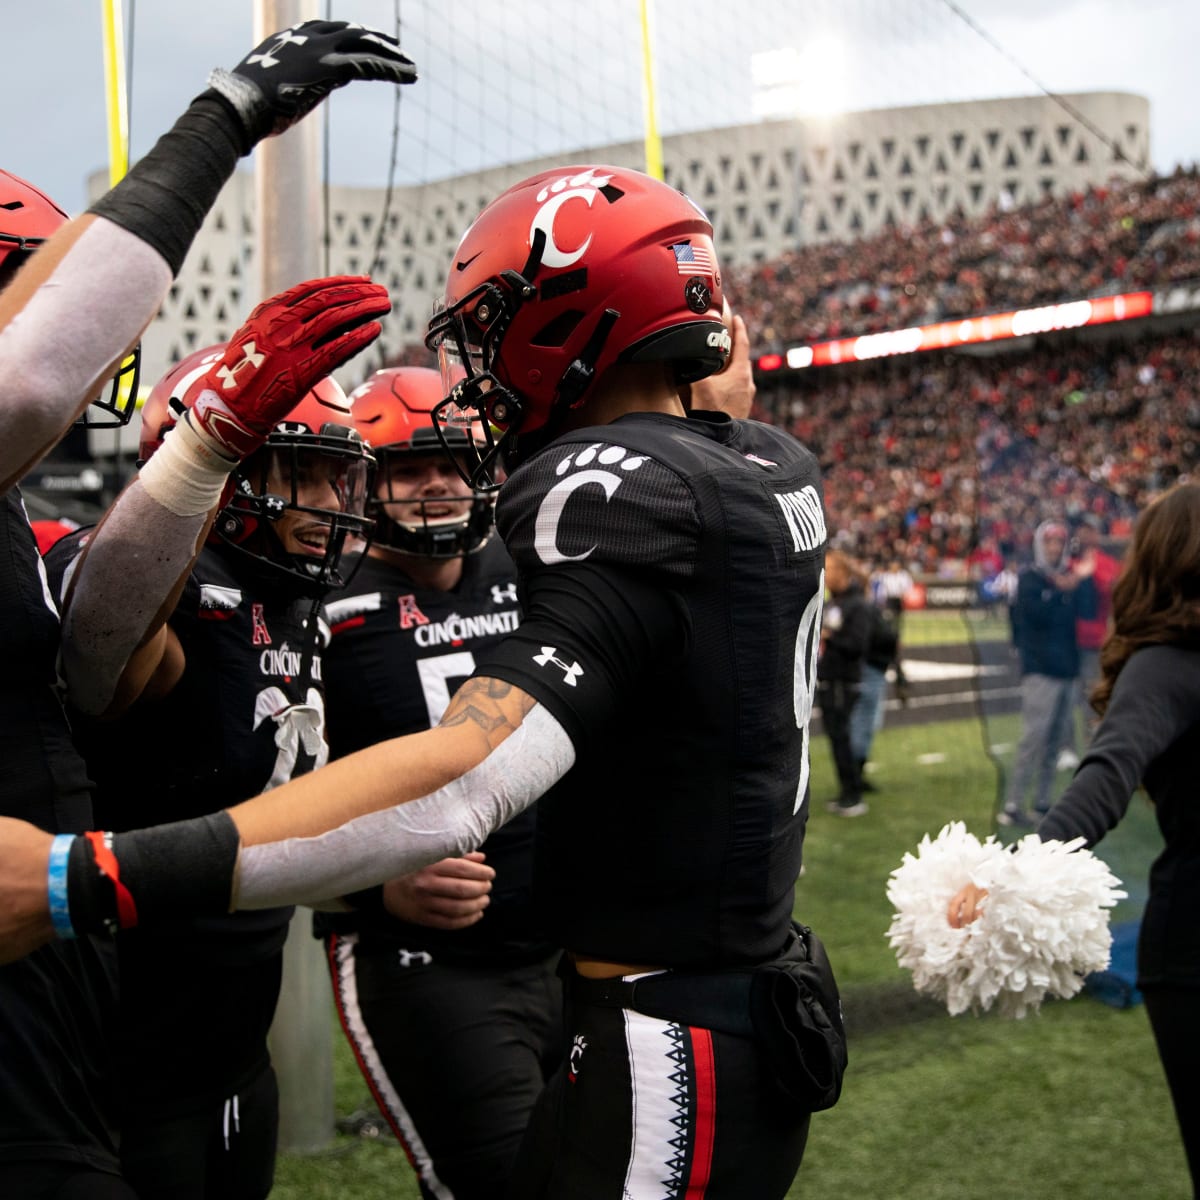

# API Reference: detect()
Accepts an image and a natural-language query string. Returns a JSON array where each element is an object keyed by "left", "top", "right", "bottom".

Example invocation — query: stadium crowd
[
  {"left": 728, "top": 168, "right": 1200, "bottom": 347},
  {"left": 389, "top": 169, "right": 1200, "bottom": 578},
  {"left": 751, "top": 330, "right": 1200, "bottom": 573}
]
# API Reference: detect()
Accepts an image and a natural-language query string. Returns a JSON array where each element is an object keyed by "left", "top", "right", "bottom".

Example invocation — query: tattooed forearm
[{"left": 438, "top": 676, "right": 536, "bottom": 745}]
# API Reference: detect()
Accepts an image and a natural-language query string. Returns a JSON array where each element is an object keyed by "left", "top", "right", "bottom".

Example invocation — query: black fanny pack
[
  {"left": 749, "top": 923, "right": 847, "bottom": 1110},
  {"left": 567, "top": 923, "right": 847, "bottom": 1112}
]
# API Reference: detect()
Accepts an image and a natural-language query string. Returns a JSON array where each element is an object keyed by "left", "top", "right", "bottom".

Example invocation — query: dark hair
[{"left": 1093, "top": 482, "right": 1200, "bottom": 714}]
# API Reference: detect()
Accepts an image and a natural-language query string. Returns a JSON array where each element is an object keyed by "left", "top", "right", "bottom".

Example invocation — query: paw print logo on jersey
[
  {"left": 530, "top": 168, "right": 618, "bottom": 270},
  {"left": 534, "top": 443, "right": 649, "bottom": 566}
]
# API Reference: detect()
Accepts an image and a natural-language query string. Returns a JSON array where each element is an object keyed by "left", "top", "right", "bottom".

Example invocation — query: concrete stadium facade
[{"left": 91, "top": 90, "right": 1149, "bottom": 425}]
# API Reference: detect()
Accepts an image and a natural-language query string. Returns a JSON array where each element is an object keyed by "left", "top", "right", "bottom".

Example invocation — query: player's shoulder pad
[
  {"left": 460, "top": 536, "right": 520, "bottom": 598},
  {"left": 497, "top": 415, "right": 824, "bottom": 578},
  {"left": 735, "top": 417, "right": 823, "bottom": 478},
  {"left": 496, "top": 417, "right": 706, "bottom": 581},
  {"left": 41, "top": 527, "right": 92, "bottom": 603},
  {"left": 472, "top": 534, "right": 518, "bottom": 580},
  {"left": 183, "top": 543, "right": 249, "bottom": 618}
]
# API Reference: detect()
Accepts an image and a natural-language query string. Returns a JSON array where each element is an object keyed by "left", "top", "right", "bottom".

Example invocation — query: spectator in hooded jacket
[
  {"left": 819, "top": 549, "right": 874, "bottom": 816},
  {"left": 850, "top": 562, "right": 902, "bottom": 794},
  {"left": 1000, "top": 519, "right": 1097, "bottom": 826}
]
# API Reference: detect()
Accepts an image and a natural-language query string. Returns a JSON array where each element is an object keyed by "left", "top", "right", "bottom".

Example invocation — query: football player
[
  {"left": 0, "top": 22, "right": 413, "bottom": 1199},
  {"left": 0, "top": 165, "right": 834, "bottom": 1199},
  {"left": 318, "top": 367, "right": 561, "bottom": 1200},
  {"left": 45, "top": 326, "right": 379, "bottom": 1200},
  {"left": 0, "top": 169, "right": 139, "bottom": 1200}
]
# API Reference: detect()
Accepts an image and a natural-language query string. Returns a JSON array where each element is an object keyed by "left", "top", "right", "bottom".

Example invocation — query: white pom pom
[{"left": 886, "top": 821, "right": 1127, "bottom": 1018}]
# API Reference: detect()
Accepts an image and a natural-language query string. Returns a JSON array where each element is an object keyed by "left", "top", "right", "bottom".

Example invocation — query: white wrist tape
[{"left": 137, "top": 413, "right": 239, "bottom": 517}]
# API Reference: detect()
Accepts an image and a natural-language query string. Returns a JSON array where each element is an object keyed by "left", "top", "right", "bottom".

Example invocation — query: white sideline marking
[
  {"left": 896, "top": 659, "right": 1009, "bottom": 683},
  {"left": 882, "top": 685, "right": 1021, "bottom": 712}
]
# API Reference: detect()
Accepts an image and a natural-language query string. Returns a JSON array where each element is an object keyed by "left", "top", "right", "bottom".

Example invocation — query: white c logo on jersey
[
  {"left": 533, "top": 469, "right": 622, "bottom": 565},
  {"left": 530, "top": 169, "right": 614, "bottom": 270}
]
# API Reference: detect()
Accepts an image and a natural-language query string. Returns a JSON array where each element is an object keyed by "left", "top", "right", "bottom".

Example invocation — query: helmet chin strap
[
  {"left": 555, "top": 308, "right": 620, "bottom": 410},
  {"left": 296, "top": 588, "right": 325, "bottom": 701},
  {"left": 510, "top": 306, "right": 621, "bottom": 465},
  {"left": 514, "top": 227, "right": 547, "bottom": 288}
]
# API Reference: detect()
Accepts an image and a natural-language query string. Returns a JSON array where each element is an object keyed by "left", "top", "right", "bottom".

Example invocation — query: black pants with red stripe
[
  {"left": 507, "top": 976, "right": 811, "bottom": 1199},
  {"left": 326, "top": 933, "right": 563, "bottom": 1200}
]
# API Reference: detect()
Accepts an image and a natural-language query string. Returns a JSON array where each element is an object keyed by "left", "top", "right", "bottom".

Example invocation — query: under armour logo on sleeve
[{"left": 533, "top": 646, "right": 584, "bottom": 687}]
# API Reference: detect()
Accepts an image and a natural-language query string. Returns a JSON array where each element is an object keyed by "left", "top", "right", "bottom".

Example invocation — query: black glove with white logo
[{"left": 206, "top": 20, "right": 417, "bottom": 153}]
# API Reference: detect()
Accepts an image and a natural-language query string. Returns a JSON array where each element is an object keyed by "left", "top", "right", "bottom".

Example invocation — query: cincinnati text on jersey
[
  {"left": 259, "top": 640, "right": 323, "bottom": 681},
  {"left": 414, "top": 610, "right": 521, "bottom": 649}
]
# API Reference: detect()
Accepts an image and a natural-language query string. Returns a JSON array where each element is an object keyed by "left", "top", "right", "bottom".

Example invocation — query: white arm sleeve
[
  {"left": 0, "top": 220, "right": 171, "bottom": 488},
  {"left": 233, "top": 704, "right": 575, "bottom": 909},
  {"left": 59, "top": 479, "right": 212, "bottom": 716}
]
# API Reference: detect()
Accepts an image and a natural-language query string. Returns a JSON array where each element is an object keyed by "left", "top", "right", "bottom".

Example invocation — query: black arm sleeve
[
  {"left": 1039, "top": 645, "right": 1200, "bottom": 847},
  {"left": 66, "top": 811, "right": 241, "bottom": 935},
  {"left": 88, "top": 96, "right": 244, "bottom": 275},
  {"left": 472, "top": 562, "right": 689, "bottom": 754}
]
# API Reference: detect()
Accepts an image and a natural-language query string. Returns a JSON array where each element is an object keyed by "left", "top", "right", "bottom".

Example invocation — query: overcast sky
[{"left": 7, "top": 0, "right": 1198, "bottom": 216}]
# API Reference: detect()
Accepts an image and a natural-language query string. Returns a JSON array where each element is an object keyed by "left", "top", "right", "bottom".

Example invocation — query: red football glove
[{"left": 188, "top": 276, "right": 391, "bottom": 461}]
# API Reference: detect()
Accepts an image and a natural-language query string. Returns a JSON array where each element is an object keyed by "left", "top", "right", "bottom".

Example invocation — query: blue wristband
[{"left": 47, "top": 834, "right": 77, "bottom": 940}]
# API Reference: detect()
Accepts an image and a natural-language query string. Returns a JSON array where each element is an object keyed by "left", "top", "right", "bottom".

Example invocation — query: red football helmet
[
  {"left": 140, "top": 344, "right": 375, "bottom": 595},
  {"left": 348, "top": 367, "right": 493, "bottom": 558},
  {"left": 425, "top": 165, "right": 730, "bottom": 486},
  {"left": 0, "top": 170, "right": 66, "bottom": 279},
  {"left": 0, "top": 169, "right": 140, "bottom": 427}
]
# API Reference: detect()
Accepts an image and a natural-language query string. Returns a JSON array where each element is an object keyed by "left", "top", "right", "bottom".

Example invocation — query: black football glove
[{"left": 206, "top": 20, "right": 417, "bottom": 152}]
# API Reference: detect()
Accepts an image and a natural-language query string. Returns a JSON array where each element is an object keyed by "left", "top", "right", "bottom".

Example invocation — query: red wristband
[{"left": 84, "top": 831, "right": 140, "bottom": 931}]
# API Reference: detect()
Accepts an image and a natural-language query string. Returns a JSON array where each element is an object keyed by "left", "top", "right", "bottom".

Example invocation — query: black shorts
[
  {"left": 0, "top": 938, "right": 121, "bottom": 1176},
  {"left": 118, "top": 1059, "right": 279, "bottom": 1200},
  {"left": 506, "top": 969, "right": 811, "bottom": 1200},
  {"left": 0, "top": 1161, "right": 139, "bottom": 1200},
  {"left": 327, "top": 932, "right": 563, "bottom": 1200}
]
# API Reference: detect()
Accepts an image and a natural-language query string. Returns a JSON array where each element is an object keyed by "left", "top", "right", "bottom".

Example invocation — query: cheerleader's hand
[{"left": 947, "top": 882, "right": 988, "bottom": 928}]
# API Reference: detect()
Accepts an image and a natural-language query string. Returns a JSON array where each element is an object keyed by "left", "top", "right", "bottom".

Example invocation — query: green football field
[{"left": 272, "top": 614, "right": 1188, "bottom": 1198}]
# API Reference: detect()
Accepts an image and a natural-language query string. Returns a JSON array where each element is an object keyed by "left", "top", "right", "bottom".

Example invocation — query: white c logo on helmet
[{"left": 530, "top": 169, "right": 614, "bottom": 270}]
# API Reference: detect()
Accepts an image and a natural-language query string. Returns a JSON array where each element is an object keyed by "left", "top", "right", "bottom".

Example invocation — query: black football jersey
[
  {"left": 320, "top": 540, "right": 550, "bottom": 964},
  {"left": 0, "top": 489, "right": 93, "bottom": 830},
  {"left": 0, "top": 491, "right": 121, "bottom": 1170},
  {"left": 46, "top": 538, "right": 332, "bottom": 844},
  {"left": 477, "top": 411, "right": 827, "bottom": 969},
  {"left": 45, "top": 536, "right": 331, "bottom": 1105}
]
